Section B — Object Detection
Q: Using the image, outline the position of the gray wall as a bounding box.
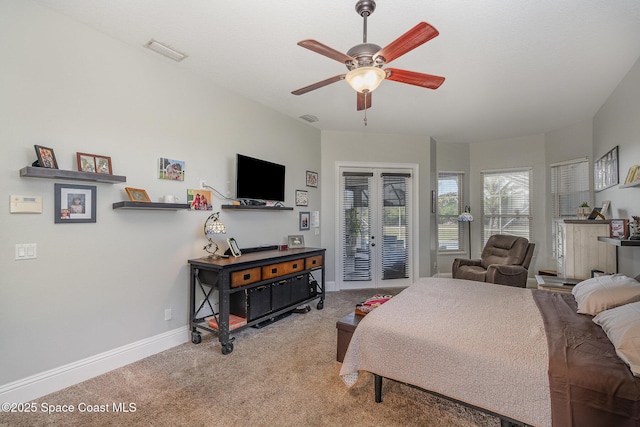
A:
[593,57,640,275]
[0,0,320,386]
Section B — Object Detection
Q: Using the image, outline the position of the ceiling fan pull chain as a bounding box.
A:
[364,91,368,126]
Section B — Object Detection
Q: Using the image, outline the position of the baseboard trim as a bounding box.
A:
[0,326,189,403]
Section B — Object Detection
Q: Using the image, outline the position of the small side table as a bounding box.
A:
[336,312,364,362]
[535,275,581,293]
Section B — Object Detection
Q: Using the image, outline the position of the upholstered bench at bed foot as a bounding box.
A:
[336,312,364,362]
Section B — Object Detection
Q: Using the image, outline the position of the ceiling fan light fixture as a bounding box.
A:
[345,66,385,93]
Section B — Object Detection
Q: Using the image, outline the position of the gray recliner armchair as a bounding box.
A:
[451,234,535,288]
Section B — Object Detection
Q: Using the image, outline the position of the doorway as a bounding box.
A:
[336,164,416,289]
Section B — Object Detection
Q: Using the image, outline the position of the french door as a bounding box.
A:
[337,166,414,289]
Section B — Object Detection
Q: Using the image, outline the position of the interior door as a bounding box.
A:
[338,167,414,289]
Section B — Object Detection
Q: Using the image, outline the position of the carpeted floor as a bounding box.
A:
[0,288,500,427]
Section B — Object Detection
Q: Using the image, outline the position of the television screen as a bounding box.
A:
[236,154,286,202]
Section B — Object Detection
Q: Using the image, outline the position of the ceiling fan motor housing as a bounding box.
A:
[346,43,384,70]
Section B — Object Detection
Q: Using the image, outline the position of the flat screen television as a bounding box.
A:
[236,154,286,202]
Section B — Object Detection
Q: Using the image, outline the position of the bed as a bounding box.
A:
[339,276,640,427]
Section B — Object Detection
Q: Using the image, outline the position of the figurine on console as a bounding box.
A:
[630,216,640,240]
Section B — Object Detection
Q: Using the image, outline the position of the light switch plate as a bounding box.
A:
[15,243,37,260]
[10,195,43,213]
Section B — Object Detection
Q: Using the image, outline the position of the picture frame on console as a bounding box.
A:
[288,235,304,248]
[610,219,628,239]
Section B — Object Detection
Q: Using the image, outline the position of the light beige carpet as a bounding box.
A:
[1,289,500,427]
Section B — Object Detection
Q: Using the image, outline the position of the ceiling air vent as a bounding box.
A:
[299,114,319,123]
[145,39,188,62]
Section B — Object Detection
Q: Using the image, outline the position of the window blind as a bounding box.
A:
[437,172,464,252]
[381,174,409,279]
[481,168,532,246]
[342,172,372,281]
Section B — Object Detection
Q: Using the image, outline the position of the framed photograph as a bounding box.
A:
[54,183,96,223]
[288,235,305,248]
[296,190,308,206]
[34,145,58,169]
[306,171,318,187]
[624,165,638,184]
[187,189,213,211]
[125,187,151,202]
[159,157,185,181]
[76,152,113,174]
[610,219,628,239]
[594,146,619,192]
[299,211,310,230]
[600,200,610,218]
[227,238,242,257]
[587,207,604,220]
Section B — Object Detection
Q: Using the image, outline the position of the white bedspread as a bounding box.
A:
[339,277,551,427]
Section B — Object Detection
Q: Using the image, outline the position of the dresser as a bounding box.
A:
[556,220,616,279]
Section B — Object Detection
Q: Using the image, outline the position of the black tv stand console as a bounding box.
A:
[188,247,325,354]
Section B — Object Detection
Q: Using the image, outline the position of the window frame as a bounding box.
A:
[437,171,465,254]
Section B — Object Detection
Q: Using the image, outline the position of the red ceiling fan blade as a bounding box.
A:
[291,74,346,95]
[385,68,445,89]
[297,40,355,64]
[375,22,439,64]
[356,91,372,111]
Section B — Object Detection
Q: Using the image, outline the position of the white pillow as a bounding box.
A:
[593,302,640,376]
[571,274,640,315]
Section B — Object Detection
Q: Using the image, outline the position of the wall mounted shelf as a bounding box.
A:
[112,201,190,210]
[598,236,640,246]
[221,204,293,211]
[620,180,640,189]
[20,166,126,183]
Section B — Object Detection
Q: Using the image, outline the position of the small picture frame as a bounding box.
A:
[610,219,628,239]
[125,187,151,202]
[54,183,96,223]
[227,237,242,257]
[299,211,310,230]
[76,152,113,174]
[587,207,604,220]
[34,145,58,169]
[600,200,611,218]
[288,235,305,248]
[296,190,308,206]
[159,157,185,181]
[306,171,318,187]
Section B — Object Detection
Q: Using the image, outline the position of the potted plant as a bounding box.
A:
[578,202,590,220]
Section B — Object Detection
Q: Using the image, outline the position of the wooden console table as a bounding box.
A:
[188,247,325,354]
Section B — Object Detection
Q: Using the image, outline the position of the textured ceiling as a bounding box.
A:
[33,0,640,143]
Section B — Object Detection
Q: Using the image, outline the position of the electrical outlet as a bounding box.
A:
[200,179,206,189]
[164,309,172,321]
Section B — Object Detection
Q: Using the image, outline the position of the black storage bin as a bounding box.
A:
[271,280,292,311]
[229,286,272,322]
[198,269,219,286]
[291,274,311,304]
[247,286,271,321]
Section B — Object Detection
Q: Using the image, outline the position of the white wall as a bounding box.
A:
[468,134,547,276]
[320,130,432,286]
[593,57,640,276]
[0,0,320,391]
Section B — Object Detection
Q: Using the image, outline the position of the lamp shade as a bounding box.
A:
[345,67,386,93]
[458,212,474,222]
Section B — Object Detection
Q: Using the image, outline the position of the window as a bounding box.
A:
[438,172,464,252]
[481,168,532,246]
[550,158,590,257]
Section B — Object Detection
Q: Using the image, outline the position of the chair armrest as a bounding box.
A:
[452,258,482,277]
[486,264,528,287]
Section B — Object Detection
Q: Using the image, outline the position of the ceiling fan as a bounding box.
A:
[292,0,445,117]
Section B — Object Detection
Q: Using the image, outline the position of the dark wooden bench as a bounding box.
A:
[336,312,364,362]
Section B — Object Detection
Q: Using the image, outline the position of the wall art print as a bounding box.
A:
[159,157,185,181]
